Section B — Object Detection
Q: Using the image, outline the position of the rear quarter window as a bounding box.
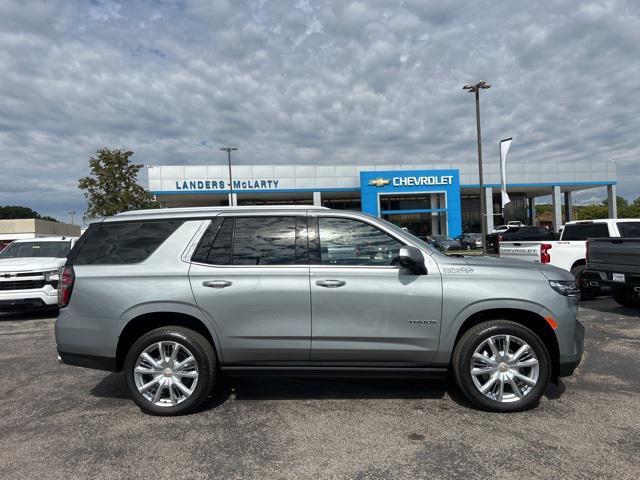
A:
[561,223,609,241]
[72,221,183,265]
[617,222,640,237]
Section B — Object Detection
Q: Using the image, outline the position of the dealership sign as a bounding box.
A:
[369,175,455,188]
[360,168,462,237]
[175,179,280,191]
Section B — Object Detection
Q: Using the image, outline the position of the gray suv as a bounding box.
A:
[55,206,584,415]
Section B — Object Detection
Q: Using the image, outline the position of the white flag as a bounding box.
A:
[500,138,512,208]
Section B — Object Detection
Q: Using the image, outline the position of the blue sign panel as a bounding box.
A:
[360,169,462,237]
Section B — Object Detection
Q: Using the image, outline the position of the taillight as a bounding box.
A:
[58,266,75,308]
[541,243,552,264]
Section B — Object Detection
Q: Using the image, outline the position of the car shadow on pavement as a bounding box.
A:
[90,372,130,400]
[229,377,450,402]
[90,372,234,410]
[89,372,566,412]
[580,297,640,318]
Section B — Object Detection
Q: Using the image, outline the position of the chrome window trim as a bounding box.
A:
[186,209,436,270]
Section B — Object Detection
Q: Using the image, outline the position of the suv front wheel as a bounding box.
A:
[124,326,217,415]
[452,320,551,412]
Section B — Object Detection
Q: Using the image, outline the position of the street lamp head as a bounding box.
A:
[463,81,491,92]
[219,146,239,151]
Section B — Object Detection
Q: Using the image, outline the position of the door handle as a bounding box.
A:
[202,280,232,289]
[316,279,346,288]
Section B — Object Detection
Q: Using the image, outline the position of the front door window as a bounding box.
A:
[318,217,404,266]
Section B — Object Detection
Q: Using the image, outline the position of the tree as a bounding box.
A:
[0,205,59,222]
[78,148,157,218]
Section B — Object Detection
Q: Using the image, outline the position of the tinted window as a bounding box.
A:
[617,222,640,238]
[233,217,301,265]
[503,227,555,240]
[73,221,182,265]
[193,216,307,265]
[562,223,609,241]
[318,217,404,266]
[192,217,233,265]
[0,241,71,259]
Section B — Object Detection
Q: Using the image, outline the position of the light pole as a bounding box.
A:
[463,81,491,254]
[68,211,76,225]
[219,147,238,206]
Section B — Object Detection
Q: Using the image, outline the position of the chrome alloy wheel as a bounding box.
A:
[133,341,199,407]
[470,334,540,403]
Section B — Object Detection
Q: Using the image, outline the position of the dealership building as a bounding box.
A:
[148,159,618,236]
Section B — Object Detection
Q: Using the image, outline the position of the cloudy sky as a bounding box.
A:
[1,0,638,222]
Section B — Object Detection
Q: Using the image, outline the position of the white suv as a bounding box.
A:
[0,237,77,311]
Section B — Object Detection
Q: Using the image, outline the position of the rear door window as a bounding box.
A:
[617,222,640,238]
[561,223,610,241]
[192,216,307,265]
[72,221,183,265]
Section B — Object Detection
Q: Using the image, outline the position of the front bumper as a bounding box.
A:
[558,320,585,377]
[0,286,58,310]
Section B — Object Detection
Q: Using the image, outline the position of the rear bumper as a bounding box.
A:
[584,269,640,289]
[558,320,585,377]
[57,350,117,371]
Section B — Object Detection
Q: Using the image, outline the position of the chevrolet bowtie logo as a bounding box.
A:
[368,178,390,187]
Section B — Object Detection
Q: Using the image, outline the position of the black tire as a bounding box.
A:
[124,326,217,416]
[612,287,640,308]
[571,264,599,301]
[452,320,551,413]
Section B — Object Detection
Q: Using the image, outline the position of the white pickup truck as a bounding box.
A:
[499,219,640,298]
[0,237,78,311]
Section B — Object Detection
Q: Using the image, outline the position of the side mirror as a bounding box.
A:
[397,246,427,275]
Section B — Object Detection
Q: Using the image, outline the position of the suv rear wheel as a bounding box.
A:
[124,326,217,415]
[452,320,551,412]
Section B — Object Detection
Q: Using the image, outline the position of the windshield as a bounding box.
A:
[0,241,71,259]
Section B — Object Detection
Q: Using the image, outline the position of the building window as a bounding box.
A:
[237,198,313,206]
[379,194,433,211]
[320,198,361,210]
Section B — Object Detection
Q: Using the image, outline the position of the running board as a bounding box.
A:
[220,366,448,379]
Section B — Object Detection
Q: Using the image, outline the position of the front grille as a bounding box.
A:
[0,280,47,291]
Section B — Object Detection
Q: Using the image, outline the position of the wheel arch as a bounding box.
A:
[570,259,586,272]
[116,311,221,371]
[452,308,560,380]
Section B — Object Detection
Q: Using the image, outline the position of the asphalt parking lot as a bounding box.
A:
[1,298,639,480]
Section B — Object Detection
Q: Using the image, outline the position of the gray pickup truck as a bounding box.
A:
[586,238,640,307]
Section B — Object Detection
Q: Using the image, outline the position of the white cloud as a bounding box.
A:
[0,0,638,220]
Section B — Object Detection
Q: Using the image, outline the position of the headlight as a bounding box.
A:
[549,280,580,297]
[43,269,60,283]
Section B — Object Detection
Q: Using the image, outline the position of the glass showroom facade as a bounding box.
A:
[148,160,618,235]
